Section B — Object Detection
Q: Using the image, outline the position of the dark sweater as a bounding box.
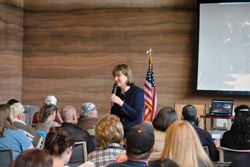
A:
[61,122,95,153]
[111,84,144,136]
[193,124,219,162]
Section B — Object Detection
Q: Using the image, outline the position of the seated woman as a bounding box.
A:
[161,120,213,167]
[12,149,53,167]
[0,104,33,159]
[44,127,94,167]
[44,127,74,167]
[150,106,178,160]
[88,114,126,167]
[36,104,61,137]
[221,105,250,150]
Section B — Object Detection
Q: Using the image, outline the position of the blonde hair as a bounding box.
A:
[95,114,124,148]
[112,64,134,85]
[161,120,213,167]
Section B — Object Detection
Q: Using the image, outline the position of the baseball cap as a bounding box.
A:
[80,102,96,117]
[10,102,25,116]
[126,122,155,154]
[45,95,57,106]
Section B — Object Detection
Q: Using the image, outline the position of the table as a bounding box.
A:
[201,115,234,130]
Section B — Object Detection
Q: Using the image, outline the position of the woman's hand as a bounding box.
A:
[111,94,124,107]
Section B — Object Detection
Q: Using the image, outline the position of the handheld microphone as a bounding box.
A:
[111,84,117,107]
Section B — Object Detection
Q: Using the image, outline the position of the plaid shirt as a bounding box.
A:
[88,143,126,167]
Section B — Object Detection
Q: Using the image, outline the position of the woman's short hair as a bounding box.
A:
[13,149,53,167]
[182,104,197,123]
[39,104,58,123]
[95,114,124,148]
[161,120,212,167]
[152,107,177,132]
[0,104,15,136]
[44,127,74,156]
[112,64,134,86]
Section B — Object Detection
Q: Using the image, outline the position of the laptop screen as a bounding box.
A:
[209,99,234,115]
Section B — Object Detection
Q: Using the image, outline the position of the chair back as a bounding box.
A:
[23,105,40,126]
[218,146,250,162]
[0,148,13,167]
[68,141,88,165]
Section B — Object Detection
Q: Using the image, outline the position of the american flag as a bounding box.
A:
[144,53,158,121]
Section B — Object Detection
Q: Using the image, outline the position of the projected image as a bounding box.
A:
[197,2,250,92]
[222,20,250,90]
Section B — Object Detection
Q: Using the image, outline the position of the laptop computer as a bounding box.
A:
[207,99,234,116]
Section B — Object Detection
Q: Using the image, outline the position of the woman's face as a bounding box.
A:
[114,72,128,88]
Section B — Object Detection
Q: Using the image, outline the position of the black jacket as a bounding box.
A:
[61,122,95,153]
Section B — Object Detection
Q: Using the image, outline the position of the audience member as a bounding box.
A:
[44,127,74,167]
[182,104,219,161]
[161,120,213,167]
[45,95,63,124]
[61,105,95,153]
[10,102,42,148]
[88,115,125,167]
[12,149,53,167]
[0,104,33,159]
[151,107,178,160]
[44,127,94,167]
[32,95,62,125]
[221,104,250,149]
[107,122,155,167]
[36,104,60,137]
[77,102,98,136]
[149,158,179,167]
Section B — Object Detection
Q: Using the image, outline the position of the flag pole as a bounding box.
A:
[144,48,157,122]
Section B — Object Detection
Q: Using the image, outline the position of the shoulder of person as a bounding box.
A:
[131,84,144,93]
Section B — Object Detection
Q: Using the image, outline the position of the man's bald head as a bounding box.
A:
[61,105,77,124]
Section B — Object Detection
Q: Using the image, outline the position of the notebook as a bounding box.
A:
[207,99,234,116]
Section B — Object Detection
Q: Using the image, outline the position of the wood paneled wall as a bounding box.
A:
[1,0,250,115]
[0,0,23,103]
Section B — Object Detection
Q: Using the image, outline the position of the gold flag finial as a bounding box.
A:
[146,48,153,56]
[146,48,153,64]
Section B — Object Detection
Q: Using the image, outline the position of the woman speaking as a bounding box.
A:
[110,64,144,137]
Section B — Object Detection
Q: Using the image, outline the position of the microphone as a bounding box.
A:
[111,84,117,107]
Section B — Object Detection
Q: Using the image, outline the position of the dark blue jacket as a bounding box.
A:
[193,124,219,162]
[111,84,144,136]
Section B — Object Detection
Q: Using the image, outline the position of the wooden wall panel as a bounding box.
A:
[23,0,197,11]
[19,0,250,115]
[22,7,198,114]
[0,1,23,103]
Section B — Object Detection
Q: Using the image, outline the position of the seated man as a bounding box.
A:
[107,122,155,167]
[182,104,219,162]
[10,102,42,148]
[61,105,95,153]
[77,102,98,136]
